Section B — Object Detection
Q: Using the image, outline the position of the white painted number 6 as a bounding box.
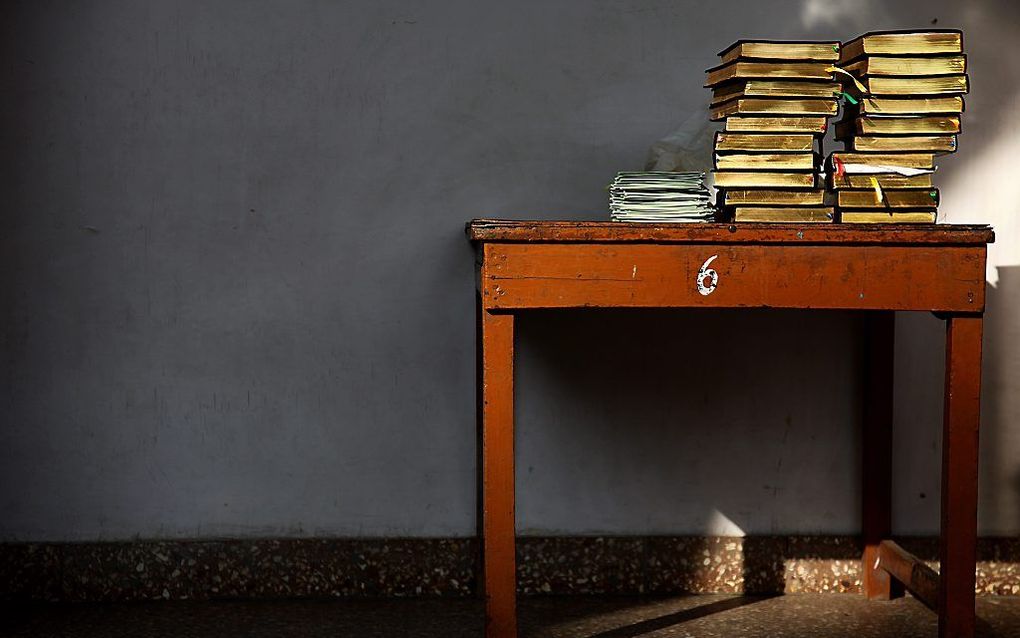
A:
[697,254,719,296]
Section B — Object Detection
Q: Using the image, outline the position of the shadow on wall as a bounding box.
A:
[513,257,1017,541]
[514,308,865,536]
[913,0,1020,540]
[514,0,1020,538]
[799,0,1020,537]
[803,0,1020,538]
[982,266,1020,536]
[891,244,1020,535]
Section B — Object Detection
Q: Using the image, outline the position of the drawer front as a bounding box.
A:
[481,242,985,312]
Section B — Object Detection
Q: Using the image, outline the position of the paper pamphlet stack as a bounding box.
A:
[608,172,715,222]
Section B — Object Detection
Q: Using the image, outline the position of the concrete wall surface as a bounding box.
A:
[1,0,1018,541]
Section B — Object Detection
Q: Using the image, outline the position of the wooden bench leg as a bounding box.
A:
[479,309,517,638]
[939,315,983,638]
[862,312,903,600]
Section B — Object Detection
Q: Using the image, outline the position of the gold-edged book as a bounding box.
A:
[714,132,815,152]
[713,171,818,188]
[725,116,828,133]
[734,206,834,222]
[840,30,962,63]
[835,115,960,135]
[836,189,939,208]
[840,210,938,224]
[831,152,935,169]
[715,152,817,170]
[711,98,838,120]
[855,75,969,96]
[829,173,933,190]
[838,135,957,153]
[705,61,834,87]
[724,189,825,206]
[843,55,966,77]
[711,80,841,105]
[719,40,840,64]
[857,95,964,114]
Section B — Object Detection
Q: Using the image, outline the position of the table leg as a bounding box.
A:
[939,315,983,638]
[479,308,517,638]
[862,312,902,600]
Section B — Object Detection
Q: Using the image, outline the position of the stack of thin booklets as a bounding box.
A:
[608,172,714,222]
[830,30,966,223]
[707,40,841,223]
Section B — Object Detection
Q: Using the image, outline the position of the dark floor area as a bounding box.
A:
[2,594,1019,637]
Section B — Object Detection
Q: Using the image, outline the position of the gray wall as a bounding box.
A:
[2,0,1018,541]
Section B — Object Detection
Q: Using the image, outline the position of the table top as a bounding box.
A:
[467,219,995,246]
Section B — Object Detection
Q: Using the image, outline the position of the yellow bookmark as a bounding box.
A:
[826,66,869,95]
[869,176,884,204]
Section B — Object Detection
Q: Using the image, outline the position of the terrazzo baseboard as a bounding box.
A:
[2,536,1018,602]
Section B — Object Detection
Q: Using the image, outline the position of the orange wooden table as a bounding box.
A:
[468,220,995,638]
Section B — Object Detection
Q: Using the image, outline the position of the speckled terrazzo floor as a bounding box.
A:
[2,595,1019,637]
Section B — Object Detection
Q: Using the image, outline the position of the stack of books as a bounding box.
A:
[707,40,841,223]
[608,172,715,222]
[830,30,966,223]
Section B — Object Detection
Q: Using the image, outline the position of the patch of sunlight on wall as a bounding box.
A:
[799,0,889,29]
[707,509,746,537]
[939,92,1020,286]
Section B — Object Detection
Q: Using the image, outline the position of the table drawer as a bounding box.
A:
[480,242,985,311]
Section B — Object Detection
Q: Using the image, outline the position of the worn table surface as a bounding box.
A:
[467,219,995,245]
